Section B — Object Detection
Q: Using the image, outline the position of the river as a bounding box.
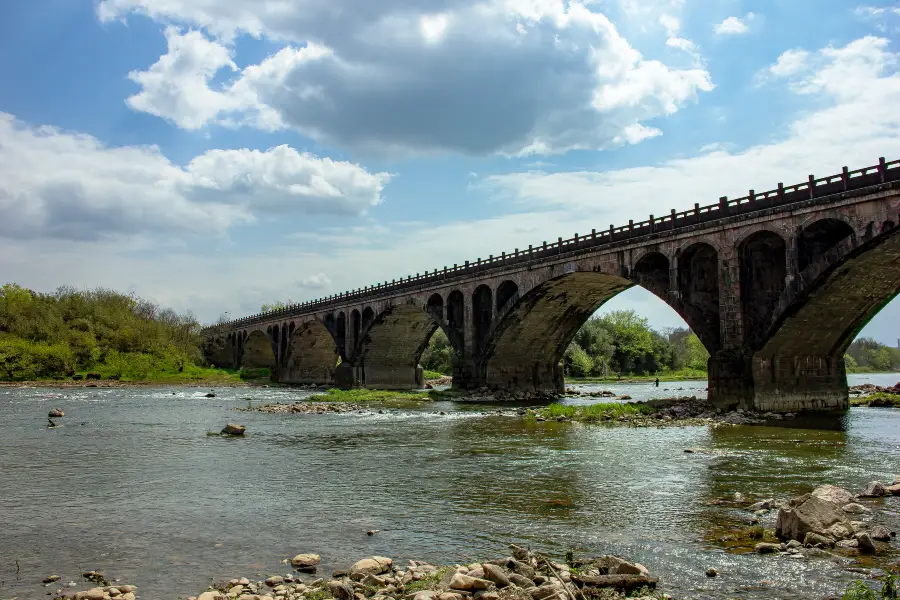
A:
[1,374,898,599]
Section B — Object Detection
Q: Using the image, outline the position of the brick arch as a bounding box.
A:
[241,329,277,369]
[674,241,721,352]
[282,318,339,384]
[357,302,459,389]
[480,271,634,394]
[739,230,788,349]
[631,251,670,302]
[760,223,900,359]
[795,217,857,272]
[731,223,791,249]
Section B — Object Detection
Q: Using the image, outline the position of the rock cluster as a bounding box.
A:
[47,577,136,600]
[849,382,900,395]
[771,483,897,554]
[188,545,664,600]
[245,402,365,414]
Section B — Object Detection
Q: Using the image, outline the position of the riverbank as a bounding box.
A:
[190,545,662,600]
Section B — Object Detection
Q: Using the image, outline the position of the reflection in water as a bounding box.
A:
[0,378,898,600]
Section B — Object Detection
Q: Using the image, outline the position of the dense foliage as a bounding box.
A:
[420,310,710,378]
[844,337,900,372]
[420,329,454,375]
[0,283,207,381]
[564,310,709,377]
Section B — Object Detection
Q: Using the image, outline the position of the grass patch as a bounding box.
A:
[537,401,656,423]
[423,369,449,380]
[841,573,898,600]
[238,367,270,380]
[404,567,451,594]
[850,392,900,407]
[305,587,332,600]
[308,388,431,403]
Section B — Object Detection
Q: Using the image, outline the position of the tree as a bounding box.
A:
[420,329,454,374]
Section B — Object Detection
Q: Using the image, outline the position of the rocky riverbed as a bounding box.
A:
[180,544,665,600]
[708,478,900,580]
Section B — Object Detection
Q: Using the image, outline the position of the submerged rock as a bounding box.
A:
[220,423,246,435]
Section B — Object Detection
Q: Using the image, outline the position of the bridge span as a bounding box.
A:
[204,158,900,412]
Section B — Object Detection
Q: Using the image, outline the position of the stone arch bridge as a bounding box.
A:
[204,158,900,412]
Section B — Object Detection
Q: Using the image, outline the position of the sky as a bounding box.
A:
[0,0,899,346]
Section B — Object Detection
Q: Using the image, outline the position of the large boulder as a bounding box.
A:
[350,556,392,577]
[856,532,877,554]
[861,481,887,497]
[482,564,510,588]
[221,423,246,436]
[776,485,854,542]
[291,553,321,571]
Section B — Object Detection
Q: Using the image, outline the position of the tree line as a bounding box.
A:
[0,283,203,381]
[845,337,900,373]
[421,309,710,378]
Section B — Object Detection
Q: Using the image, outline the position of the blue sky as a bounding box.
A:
[0,0,898,346]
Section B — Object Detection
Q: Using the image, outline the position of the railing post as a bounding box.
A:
[879,157,886,182]
[670,208,676,230]
[501,251,506,264]
[528,244,533,254]
[693,203,700,219]
[628,220,633,235]
[542,241,547,252]
[777,183,784,201]
[648,215,654,233]
[609,224,614,238]
[591,228,596,241]
[808,174,815,198]
[842,166,849,191]
[465,261,469,268]
[574,233,579,244]
[719,196,728,214]
[748,189,755,203]
[557,237,562,253]
[514,248,519,257]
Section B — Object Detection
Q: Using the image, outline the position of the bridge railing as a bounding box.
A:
[214,157,899,329]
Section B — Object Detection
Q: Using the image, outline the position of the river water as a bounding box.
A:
[1,374,898,600]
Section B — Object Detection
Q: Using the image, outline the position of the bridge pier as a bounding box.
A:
[334,363,424,390]
[708,354,848,412]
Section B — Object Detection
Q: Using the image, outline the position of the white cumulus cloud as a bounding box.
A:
[714,13,755,35]
[0,113,391,240]
[101,0,714,156]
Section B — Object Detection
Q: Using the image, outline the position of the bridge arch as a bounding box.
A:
[241,329,277,370]
[427,293,444,321]
[446,290,465,352]
[796,218,855,272]
[473,285,493,354]
[739,231,787,348]
[742,224,900,411]
[335,311,347,357]
[362,306,375,331]
[282,319,339,384]
[632,251,670,302]
[496,280,519,314]
[676,242,721,352]
[481,271,634,393]
[356,302,443,389]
